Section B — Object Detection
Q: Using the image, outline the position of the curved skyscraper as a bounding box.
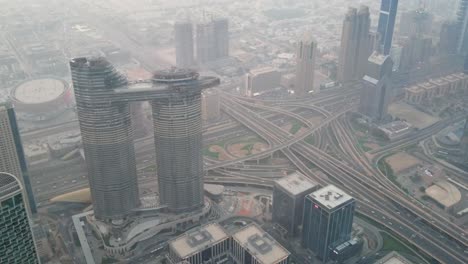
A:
[71,58,140,222]
[71,57,219,221]
[0,172,39,263]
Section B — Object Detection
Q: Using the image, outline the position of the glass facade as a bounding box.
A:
[0,193,39,263]
[302,195,355,262]
[377,0,399,55]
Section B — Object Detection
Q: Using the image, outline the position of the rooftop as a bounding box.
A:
[169,223,229,259]
[308,185,354,210]
[419,82,437,89]
[249,67,279,76]
[374,251,413,264]
[232,223,290,264]
[429,78,448,86]
[275,171,318,196]
[368,52,388,66]
[425,181,461,208]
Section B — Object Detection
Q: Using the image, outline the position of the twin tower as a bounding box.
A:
[70,57,220,222]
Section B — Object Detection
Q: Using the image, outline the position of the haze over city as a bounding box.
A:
[0,0,467,264]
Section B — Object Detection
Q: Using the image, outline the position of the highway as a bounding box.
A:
[220,96,467,264]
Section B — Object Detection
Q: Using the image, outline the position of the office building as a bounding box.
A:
[302,185,355,262]
[175,21,195,68]
[0,172,39,263]
[168,223,230,264]
[461,117,468,163]
[201,89,221,122]
[272,171,319,236]
[70,57,219,221]
[377,0,399,55]
[295,33,317,96]
[439,21,459,55]
[0,101,36,214]
[213,18,229,59]
[231,223,290,264]
[399,36,433,72]
[244,67,281,97]
[368,32,381,55]
[399,9,433,38]
[359,52,394,121]
[196,18,229,64]
[196,21,216,64]
[338,6,371,83]
[457,0,468,54]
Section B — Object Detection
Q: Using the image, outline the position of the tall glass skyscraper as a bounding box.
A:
[302,185,355,262]
[377,0,399,55]
[457,0,468,54]
[0,101,36,214]
[0,172,39,263]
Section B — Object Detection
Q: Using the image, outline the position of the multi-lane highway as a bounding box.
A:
[220,95,467,264]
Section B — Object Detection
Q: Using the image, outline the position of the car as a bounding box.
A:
[72,180,77,183]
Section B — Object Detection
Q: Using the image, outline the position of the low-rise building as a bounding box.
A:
[374,251,413,264]
[377,121,412,141]
[231,223,290,264]
[168,223,230,264]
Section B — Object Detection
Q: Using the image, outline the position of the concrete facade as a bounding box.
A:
[295,33,317,96]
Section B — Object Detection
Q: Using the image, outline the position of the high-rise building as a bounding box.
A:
[359,52,394,121]
[399,9,433,38]
[71,58,140,222]
[213,18,229,59]
[70,57,219,221]
[231,223,290,264]
[461,117,468,163]
[272,171,319,236]
[0,101,36,214]
[244,67,282,97]
[302,185,355,262]
[439,21,459,55]
[175,21,195,68]
[377,0,399,55]
[457,0,468,55]
[0,172,39,263]
[196,21,216,64]
[295,33,317,96]
[338,6,371,83]
[196,18,229,64]
[399,36,433,72]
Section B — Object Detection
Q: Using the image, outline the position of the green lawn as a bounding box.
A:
[381,232,413,255]
[289,120,303,134]
[305,135,315,145]
[203,147,220,159]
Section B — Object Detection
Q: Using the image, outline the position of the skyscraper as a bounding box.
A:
[338,6,371,83]
[70,57,219,221]
[377,0,399,55]
[175,21,195,68]
[71,58,140,222]
[195,18,229,64]
[0,101,36,214]
[272,172,319,236]
[399,9,433,38]
[213,18,229,59]
[302,185,355,262]
[196,21,216,64]
[439,21,459,55]
[0,172,39,263]
[458,0,468,54]
[295,33,317,96]
[359,52,394,121]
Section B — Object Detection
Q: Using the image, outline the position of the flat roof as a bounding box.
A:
[368,52,388,66]
[13,78,67,104]
[249,67,279,76]
[232,224,290,264]
[419,82,437,89]
[170,223,229,259]
[308,185,354,210]
[406,85,425,93]
[429,78,448,85]
[363,75,379,85]
[275,171,318,196]
[374,251,413,264]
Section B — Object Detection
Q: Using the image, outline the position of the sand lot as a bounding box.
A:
[388,102,440,129]
[385,152,421,174]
